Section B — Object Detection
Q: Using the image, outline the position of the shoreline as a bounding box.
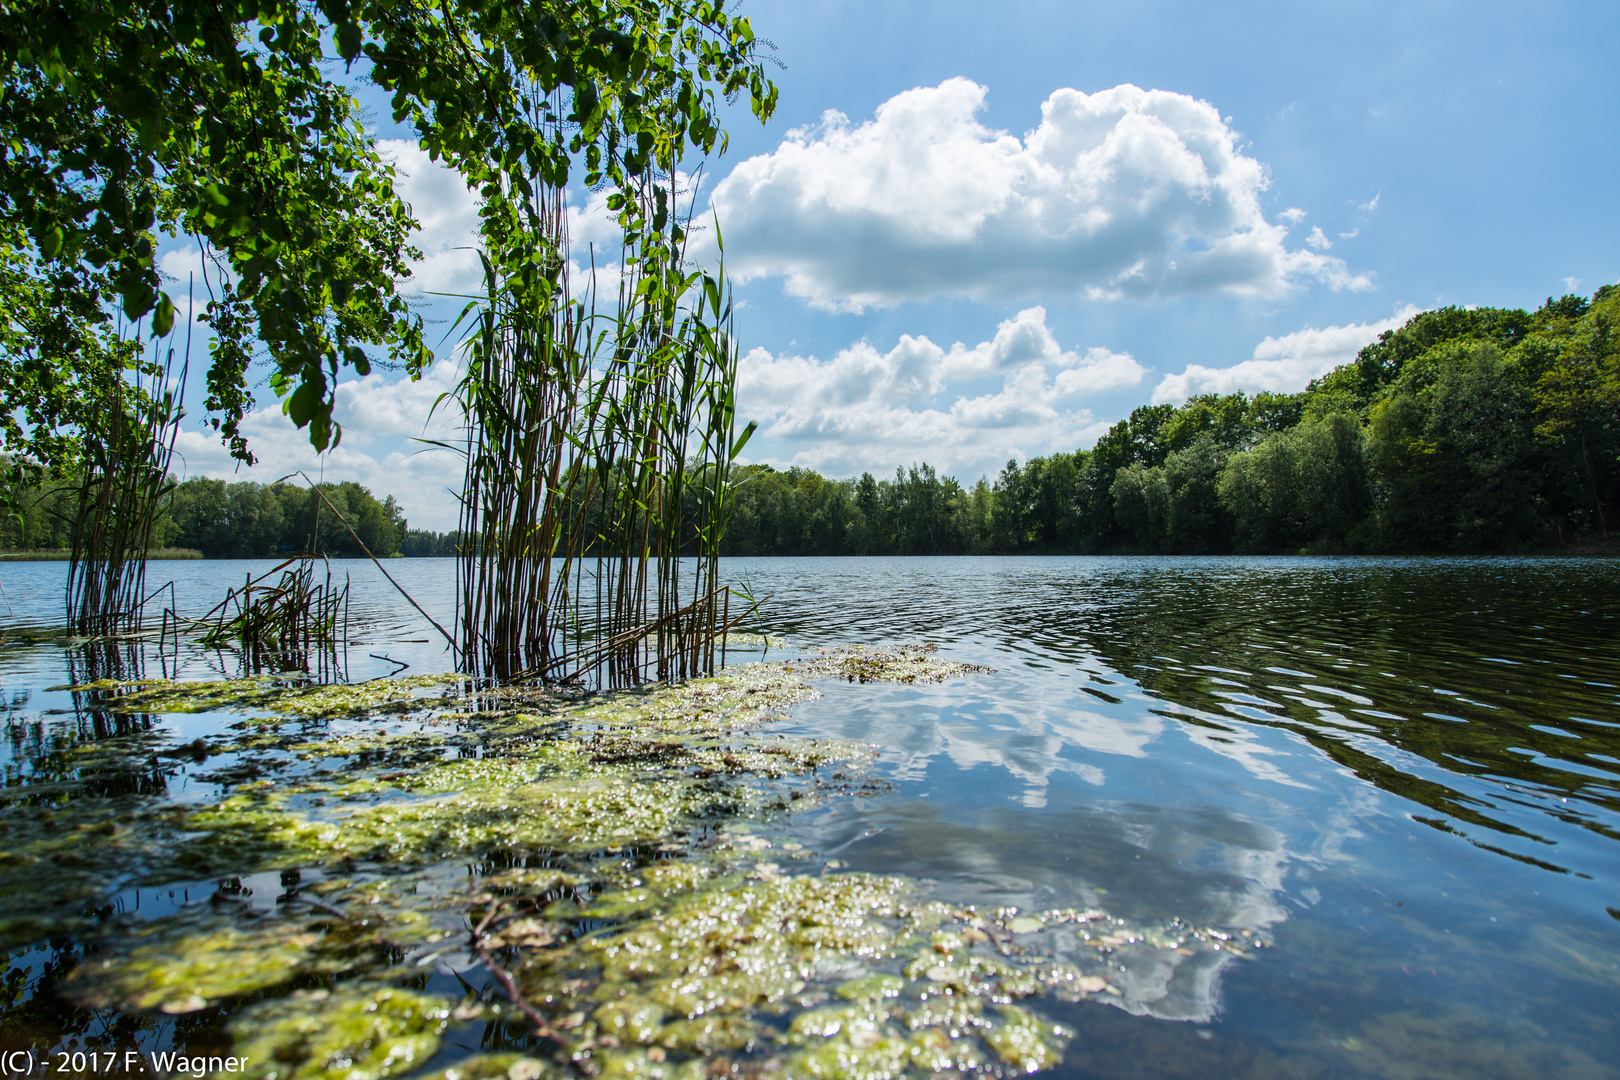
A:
[0,548,204,561]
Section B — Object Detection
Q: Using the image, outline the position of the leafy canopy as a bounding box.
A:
[0,0,777,463]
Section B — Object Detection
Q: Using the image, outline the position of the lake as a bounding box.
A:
[2,555,1617,1078]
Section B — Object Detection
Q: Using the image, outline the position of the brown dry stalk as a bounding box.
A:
[470,901,569,1047]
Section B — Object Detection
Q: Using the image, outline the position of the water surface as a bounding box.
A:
[2,555,1617,1078]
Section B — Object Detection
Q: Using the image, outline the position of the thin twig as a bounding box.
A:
[289,472,459,654]
[469,902,568,1045]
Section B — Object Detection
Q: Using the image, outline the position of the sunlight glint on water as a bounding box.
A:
[1,554,1617,1078]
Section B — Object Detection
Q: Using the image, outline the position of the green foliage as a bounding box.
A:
[989,453,1090,552]
[1110,462,1167,549]
[1161,434,1230,551]
[1527,286,1620,540]
[2,0,427,459]
[1312,305,1538,414]
[0,227,154,477]
[1,0,777,463]
[720,289,1618,557]
[1365,344,1540,549]
[1218,412,1369,553]
[723,463,984,556]
[399,527,462,557]
[161,478,405,557]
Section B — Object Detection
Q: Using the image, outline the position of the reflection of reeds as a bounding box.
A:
[63,639,159,746]
[454,158,753,686]
[64,327,185,636]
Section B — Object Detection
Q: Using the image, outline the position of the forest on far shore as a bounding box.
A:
[718,288,1617,556]
[3,287,1615,559]
[0,477,423,559]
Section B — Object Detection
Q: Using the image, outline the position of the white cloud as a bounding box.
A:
[706,78,1371,312]
[1305,226,1332,251]
[1152,305,1421,403]
[330,356,463,448]
[381,139,484,296]
[156,245,236,320]
[172,358,467,530]
[1279,207,1307,225]
[738,307,1138,478]
[157,246,208,290]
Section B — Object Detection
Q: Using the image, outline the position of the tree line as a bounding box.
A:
[723,288,1618,556]
[4,289,1612,560]
[0,475,423,559]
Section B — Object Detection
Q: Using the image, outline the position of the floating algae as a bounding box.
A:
[504,864,1079,1077]
[60,673,465,718]
[787,644,994,685]
[227,987,453,1080]
[1,649,1265,1078]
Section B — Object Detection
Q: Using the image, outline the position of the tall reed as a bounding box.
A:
[588,207,754,687]
[64,323,185,636]
[453,115,753,686]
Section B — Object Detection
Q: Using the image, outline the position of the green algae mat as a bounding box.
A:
[0,646,1258,1078]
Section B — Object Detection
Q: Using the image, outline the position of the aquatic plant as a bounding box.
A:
[448,87,754,688]
[191,555,350,677]
[1,653,1265,1078]
[64,320,187,636]
[789,644,995,685]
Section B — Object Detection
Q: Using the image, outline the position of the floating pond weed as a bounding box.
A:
[226,987,454,1080]
[787,645,993,686]
[2,653,1265,1076]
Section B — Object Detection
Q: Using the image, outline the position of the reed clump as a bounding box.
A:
[192,555,349,677]
[452,101,754,688]
[63,319,187,637]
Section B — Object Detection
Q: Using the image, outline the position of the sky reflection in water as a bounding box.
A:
[740,556,1620,1075]
[2,555,1618,1077]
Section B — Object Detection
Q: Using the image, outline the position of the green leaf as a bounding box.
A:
[336,20,362,62]
[151,294,175,337]
[730,419,757,461]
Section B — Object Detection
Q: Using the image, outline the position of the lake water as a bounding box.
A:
[2,556,1618,1078]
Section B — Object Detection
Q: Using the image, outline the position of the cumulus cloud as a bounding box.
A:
[706,78,1372,311]
[171,358,467,529]
[382,139,484,296]
[738,306,1139,478]
[1151,305,1421,403]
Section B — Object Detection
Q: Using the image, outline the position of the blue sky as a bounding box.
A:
[161,0,1620,530]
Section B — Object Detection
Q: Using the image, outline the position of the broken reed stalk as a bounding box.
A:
[290,472,458,654]
[65,316,187,637]
[470,900,568,1046]
[194,554,349,677]
[450,89,756,688]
